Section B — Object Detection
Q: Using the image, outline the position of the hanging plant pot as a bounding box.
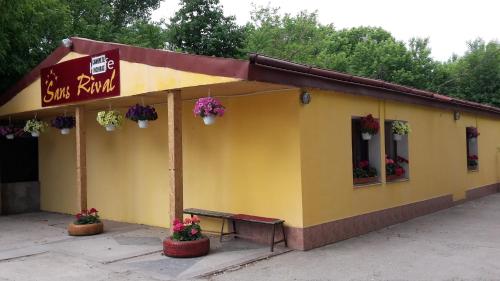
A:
[203,115,216,125]
[6,134,14,140]
[193,97,225,125]
[24,119,47,137]
[361,132,372,140]
[52,116,75,135]
[97,110,123,132]
[125,104,158,129]
[393,134,402,141]
[138,120,148,128]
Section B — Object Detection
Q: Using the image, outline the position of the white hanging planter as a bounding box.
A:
[6,134,14,140]
[203,115,216,125]
[393,134,403,141]
[61,128,70,135]
[31,131,40,138]
[105,125,116,132]
[361,132,372,140]
[138,120,148,129]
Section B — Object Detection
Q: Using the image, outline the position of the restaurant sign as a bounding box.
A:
[41,49,120,107]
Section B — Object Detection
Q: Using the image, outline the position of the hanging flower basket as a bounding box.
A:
[125,104,158,129]
[193,97,225,125]
[68,208,103,236]
[164,216,210,258]
[0,125,19,140]
[360,114,379,141]
[24,119,48,138]
[51,116,76,135]
[97,110,123,132]
[392,121,411,141]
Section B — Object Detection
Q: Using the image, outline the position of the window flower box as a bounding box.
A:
[353,176,379,185]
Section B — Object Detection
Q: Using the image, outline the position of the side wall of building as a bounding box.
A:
[298,89,500,249]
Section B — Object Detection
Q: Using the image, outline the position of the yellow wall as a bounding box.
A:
[183,90,304,229]
[39,125,77,213]
[300,90,500,227]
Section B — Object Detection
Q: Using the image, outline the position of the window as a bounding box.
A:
[466,127,479,170]
[352,115,381,185]
[385,120,410,181]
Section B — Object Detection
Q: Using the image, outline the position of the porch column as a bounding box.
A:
[167,91,183,227]
[75,106,87,211]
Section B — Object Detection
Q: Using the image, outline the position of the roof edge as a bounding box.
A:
[248,53,500,117]
[0,37,250,107]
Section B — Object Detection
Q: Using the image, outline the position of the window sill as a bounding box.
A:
[353,182,382,188]
[467,168,479,173]
[386,178,409,184]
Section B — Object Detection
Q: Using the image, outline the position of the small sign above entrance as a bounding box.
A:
[41,49,120,107]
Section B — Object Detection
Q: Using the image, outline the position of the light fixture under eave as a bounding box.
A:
[453,111,461,121]
[300,91,311,105]
[61,38,73,48]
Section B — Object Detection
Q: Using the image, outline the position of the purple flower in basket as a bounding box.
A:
[125,104,158,122]
[0,125,23,137]
[193,97,225,118]
[51,116,76,129]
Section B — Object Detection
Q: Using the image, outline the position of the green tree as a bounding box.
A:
[244,5,334,64]
[65,0,166,48]
[166,0,245,57]
[0,0,71,94]
[439,39,500,106]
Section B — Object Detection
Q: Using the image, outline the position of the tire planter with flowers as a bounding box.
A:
[125,104,158,128]
[51,116,76,135]
[68,208,104,236]
[163,215,210,258]
[24,119,48,137]
[97,110,123,131]
[193,97,225,125]
[360,114,379,141]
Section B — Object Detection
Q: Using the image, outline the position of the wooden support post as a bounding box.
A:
[75,106,87,211]
[167,91,183,229]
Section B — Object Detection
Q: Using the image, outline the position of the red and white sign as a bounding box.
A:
[41,49,120,107]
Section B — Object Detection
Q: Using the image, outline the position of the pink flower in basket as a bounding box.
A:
[193,97,225,118]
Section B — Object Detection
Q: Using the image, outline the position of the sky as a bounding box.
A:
[152,0,500,61]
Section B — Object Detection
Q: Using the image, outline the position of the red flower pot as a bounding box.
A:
[163,237,210,258]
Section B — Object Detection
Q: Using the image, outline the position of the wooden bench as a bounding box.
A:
[183,208,287,252]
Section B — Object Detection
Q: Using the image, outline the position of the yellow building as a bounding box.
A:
[1,37,499,250]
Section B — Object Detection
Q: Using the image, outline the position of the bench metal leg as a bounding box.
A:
[232,219,237,238]
[270,224,276,252]
[281,222,287,247]
[220,218,225,242]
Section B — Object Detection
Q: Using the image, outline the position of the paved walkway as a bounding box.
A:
[211,193,500,281]
[0,212,288,281]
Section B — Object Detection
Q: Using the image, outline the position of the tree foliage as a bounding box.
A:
[166,0,245,57]
[0,0,166,95]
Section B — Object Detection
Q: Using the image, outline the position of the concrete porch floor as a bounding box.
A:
[0,212,289,281]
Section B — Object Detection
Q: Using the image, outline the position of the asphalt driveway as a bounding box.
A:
[211,193,500,281]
